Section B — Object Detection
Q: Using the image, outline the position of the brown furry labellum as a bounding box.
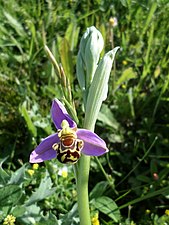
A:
[52,134,84,164]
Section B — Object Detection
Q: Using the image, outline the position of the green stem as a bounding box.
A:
[95,156,118,195]
[75,92,99,225]
[76,117,94,225]
[76,155,91,225]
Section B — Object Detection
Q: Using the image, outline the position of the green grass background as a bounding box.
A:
[0,0,169,224]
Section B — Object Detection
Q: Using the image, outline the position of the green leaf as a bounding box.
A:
[0,168,9,185]
[0,185,22,207]
[36,212,59,225]
[85,47,120,130]
[119,0,127,7]
[12,205,26,217]
[137,175,151,183]
[119,186,169,210]
[89,181,109,200]
[3,11,26,37]
[19,204,41,224]
[0,157,10,185]
[60,203,79,225]
[94,196,121,222]
[8,164,27,185]
[59,38,73,82]
[108,133,124,143]
[115,67,136,91]
[98,104,120,130]
[20,101,37,137]
[141,2,157,38]
[65,22,80,51]
[25,171,56,206]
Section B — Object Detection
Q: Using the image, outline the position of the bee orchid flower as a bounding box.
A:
[29,99,109,164]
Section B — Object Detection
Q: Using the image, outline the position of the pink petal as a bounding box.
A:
[77,129,109,156]
[29,133,59,163]
[51,99,77,130]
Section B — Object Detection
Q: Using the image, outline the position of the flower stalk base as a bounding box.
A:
[77,155,91,225]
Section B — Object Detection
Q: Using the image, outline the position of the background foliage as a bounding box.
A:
[0,0,169,224]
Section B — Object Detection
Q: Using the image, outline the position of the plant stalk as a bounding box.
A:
[76,117,95,225]
[76,154,91,225]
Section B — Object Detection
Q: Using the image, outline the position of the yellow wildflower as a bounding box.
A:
[91,213,100,225]
[145,209,151,214]
[61,170,68,178]
[121,84,126,89]
[32,163,39,170]
[165,209,169,216]
[58,166,68,178]
[27,169,34,176]
[3,214,16,225]
[122,60,128,65]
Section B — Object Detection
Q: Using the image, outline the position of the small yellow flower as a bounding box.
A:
[32,163,39,170]
[58,166,68,178]
[145,209,151,214]
[3,214,16,225]
[121,84,126,89]
[91,213,100,225]
[122,60,128,65]
[165,209,169,216]
[61,170,68,178]
[27,169,34,176]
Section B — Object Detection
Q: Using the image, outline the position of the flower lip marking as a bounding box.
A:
[52,119,84,164]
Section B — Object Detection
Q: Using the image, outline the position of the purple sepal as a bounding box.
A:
[77,129,109,156]
[29,133,59,163]
[51,99,76,129]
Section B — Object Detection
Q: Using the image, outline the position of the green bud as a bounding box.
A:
[84,47,120,130]
[76,26,104,92]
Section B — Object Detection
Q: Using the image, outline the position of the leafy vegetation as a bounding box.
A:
[0,0,169,224]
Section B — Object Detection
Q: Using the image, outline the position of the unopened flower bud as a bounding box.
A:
[153,173,159,180]
[76,26,104,91]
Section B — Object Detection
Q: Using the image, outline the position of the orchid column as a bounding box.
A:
[76,26,119,225]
